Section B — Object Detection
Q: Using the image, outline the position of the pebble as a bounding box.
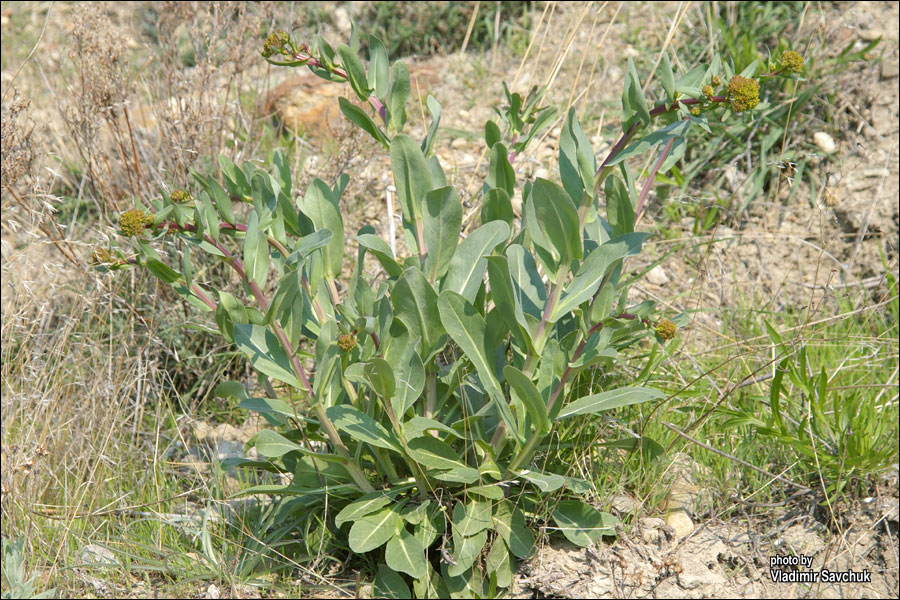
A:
[646,265,670,286]
[458,109,471,120]
[881,60,899,80]
[863,168,889,178]
[859,28,883,42]
[451,137,468,150]
[813,131,837,154]
[80,544,119,567]
[203,583,221,599]
[666,509,695,539]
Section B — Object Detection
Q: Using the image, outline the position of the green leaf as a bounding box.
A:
[421,95,442,157]
[552,501,617,546]
[423,186,462,282]
[531,178,581,266]
[367,36,390,101]
[506,244,546,320]
[339,98,390,148]
[336,44,371,101]
[335,492,395,528]
[503,366,550,434]
[481,188,514,226]
[326,405,403,453]
[605,175,635,236]
[254,429,302,458]
[558,108,596,205]
[519,469,565,492]
[551,233,651,321]
[232,323,300,387]
[238,397,295,420]
[660,52,676,101]
[448,529,487,577]
[388,61,410,133]
[374,565,411,600]
[392,268,444,358]
[557,386,665,420]
[606,119,691,167]
[364,358,396,400]
[484,119,501,148]
[219,155,249,198]
[467,484,504,500]
[243,211,268,288]
[486,256,531,349]
[492,501,534,558]
[487,143,515,196]
[453,499,492,536]
[390,133,432,230]
[392,344,425,416]
[196,192,220,240]
[356,233,402,277]
[622,56,651,129]
[348,507,400,553]
[407,437,467,471]
[403,416,460,441]
[443,220,510,302]
[298,179,344,279]
[412,502,445,547]
[438,291,521,443]
[145,258,180,284]
[289,230,333,264]
[487,540,513,588]
[385,528,426,579]
[432,466,480,484]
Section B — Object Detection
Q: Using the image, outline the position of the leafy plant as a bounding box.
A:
[101,28,796,597]
[1,539,55,599]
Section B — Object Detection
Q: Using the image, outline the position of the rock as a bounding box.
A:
[202,583,220,599]
[458,109,471,120]
[859,28,884,42]
[646,265,669,286]
[80,544,119,567]
[882,60,900,80]
[813,131,837,154]
[451,137,468,149]
[864,168,890,178]
[610,493,637,515]
[666,509,694,539]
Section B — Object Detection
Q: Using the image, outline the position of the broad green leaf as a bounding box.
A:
[438,291,521,443]
[453,498,492,536]
[298,179,343,278]
[531,178,581,266]
[392,268,444,358]
[552,500,617,546]
[443,220,510,302]
[606,119,691,167]
[487,143,515,196]
[338,97,390,148]
[364,358,396,400]
[660,52,676,101]
[622,56,651,129]
[390,133,431,230]
[407,437,466,471]
[481,187,514,226]
[558,107,596,204]
[335,492,396,528]
[557,386,665,420]
[388,61,410,132]
[467,484,504,500]
[605,175,635,236]
[254,429,302,458]
[374,565,410,600]
[403,416,460,440]
[423,186,461,282]
[432,466,480,484]
[196,191,219,240]
[486,256,531,349]
[238,397,295,420]
[219,154,249,198]
[356,233,402,277]
[145,258,180,284]
[385,528,426,579]
[289,230,333,264]
[492,501,534,558]
[413,502,445,547]
[504,365,550,434]
[413,562,450,599]
[392,344,425,416]
[325,405,403,453]
[348,507,400,553]
[233,323,300,387]
[506,244,546,319]
[448,528,487,577]
[519,469,565,492]
[336,44,371,101]
[484,119,501,148]
[367,36,390,100]
[550,233,651,322]
[487,540,513,588]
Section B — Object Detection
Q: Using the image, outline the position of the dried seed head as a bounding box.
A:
[726,76,760,112]
[90,247,113,265]
[780,50,804,74]
[655,319,677,341]
[119,209,153,237]
[338,333,357,352]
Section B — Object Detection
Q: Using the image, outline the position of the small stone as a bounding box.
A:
[451,137,468,150]
[458,109,471,120]
[863,168,890,178]
[859,28,884,42]
[80,544,119,567]
[534,168,549,180]
[203,583,221,599]
[646,265,669,286]
[666,509,694,539]
[881,60,899,80]
[813,131,837,154]
[610,493,637,514]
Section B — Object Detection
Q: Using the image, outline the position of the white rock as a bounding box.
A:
[813,132,837,154]
[646,265,670,286]
[666,509,694,539]
[80,544,119,567]
[451,137,468,150]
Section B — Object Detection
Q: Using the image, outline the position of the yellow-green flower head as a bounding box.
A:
[726,76,760,112]
[711,75,722,87]
[338,333,357,352]
[690,106,701,116]
[780,50,804,74]
[262,30,290,58]
[655,319,677,341]
[90,247,113,266]
[119,209,153,237]
[170,189,192,203]
[702,85,715,99]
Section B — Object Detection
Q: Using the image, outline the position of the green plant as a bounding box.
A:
[107,29,794,597]
[1,539,55,599]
